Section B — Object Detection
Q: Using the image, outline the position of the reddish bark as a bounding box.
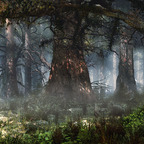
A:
[46,12,92,102]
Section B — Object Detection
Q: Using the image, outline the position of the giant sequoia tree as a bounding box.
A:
[46,11,92,101]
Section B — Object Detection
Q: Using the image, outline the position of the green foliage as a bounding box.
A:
[0,116,144,144]
[37,131,53,144]
[123,105,144,133]
[1,98,144,143]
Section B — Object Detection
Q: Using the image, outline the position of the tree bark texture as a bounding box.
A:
[46,12,92,102]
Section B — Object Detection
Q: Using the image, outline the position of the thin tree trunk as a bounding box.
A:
[113,53,117,91]
[143,49,144,85]
[24,26,31,96]
[5,19,19,98]
[99,53,105,97]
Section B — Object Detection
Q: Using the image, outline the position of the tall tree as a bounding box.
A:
[46,11,92,102]
[116,27,136,99]
[5,19,19,97]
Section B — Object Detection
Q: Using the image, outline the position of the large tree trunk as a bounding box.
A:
[5,19,19,98]
[116,28,136,100]
[46,12,92,102]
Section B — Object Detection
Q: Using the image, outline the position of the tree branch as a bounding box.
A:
[0,2,144,33]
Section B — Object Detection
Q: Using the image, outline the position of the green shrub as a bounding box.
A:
[123,105,144,134]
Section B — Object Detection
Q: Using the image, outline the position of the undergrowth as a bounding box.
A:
[0,94,144,144]
[0,109,144,144]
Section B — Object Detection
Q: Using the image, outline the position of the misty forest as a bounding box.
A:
[0,0,144,143]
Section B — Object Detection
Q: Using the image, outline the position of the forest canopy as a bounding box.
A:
[0,0,144,33]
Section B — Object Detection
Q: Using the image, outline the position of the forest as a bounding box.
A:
[0,0,144,143]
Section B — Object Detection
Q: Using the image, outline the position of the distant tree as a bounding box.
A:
[5,19,19,97]
[116,26,136,99]
[24,25,32,96]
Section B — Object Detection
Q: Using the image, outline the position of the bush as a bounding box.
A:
[123,105,144,133]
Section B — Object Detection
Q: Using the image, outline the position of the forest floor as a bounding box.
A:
[0,108,143,144]
[0,94,144,144]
